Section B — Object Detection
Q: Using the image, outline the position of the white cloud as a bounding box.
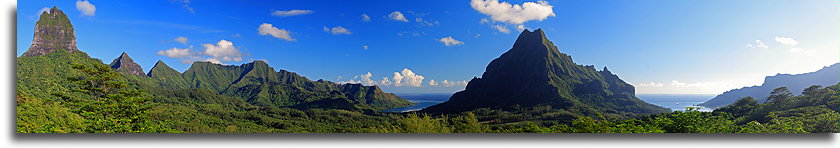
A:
[272,9,314,17]
[475,33,481,38]
[39,7,50,15]
[745,40,768,49]
[516,24,525,31]
[492,24,510,34]
[157,40,250,65]
[637,82,664,87]
[480,18,490,24]
[393,68,425,87]
[203,58,222,64]
[362,45,369,50]
[75,0,96,16]
[470,0,555,24]
[202,40,243,62]
[774,37,799,46]
[428,80,439,86]
[438,36,464,46]
[388,11,409,22]
[380,77,392,85]
[157,46,195,58]
[174,36,188,44]
[258,23,296,41]
[176,0,194,14]
[343,72,379,86]
[442,80,468,87]
[338,69,428,87]
[415,17,440,26]
[324,26,352,35]
[361,14,372,22]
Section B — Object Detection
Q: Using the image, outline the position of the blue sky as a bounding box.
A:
[17,0,839,94]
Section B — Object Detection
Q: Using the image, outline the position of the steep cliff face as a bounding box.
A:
[109,52,147,77]
[422,29,668,115]
[22,6,79,57]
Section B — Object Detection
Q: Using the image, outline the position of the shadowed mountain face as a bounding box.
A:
[700,63,840,108]
[22,6,79,57]
[109,52,147,77]
[422,29,669,115]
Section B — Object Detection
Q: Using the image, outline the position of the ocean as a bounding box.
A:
[383,93,716,112]
[636,94,716,112]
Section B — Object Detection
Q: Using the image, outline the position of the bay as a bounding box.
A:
[383,93,717,112]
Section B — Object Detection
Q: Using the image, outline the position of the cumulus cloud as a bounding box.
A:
[272,9,314,17]
[745,40,768,49]
[174,36,188,44]
[202,40,244,62]
[637,82,664,87]
[361,14,372,22]
[380,77,392,85]
[157,40,249,65]
[428,80,439,86]
[492,24,510,34]
[258,23,296,41]
[774,37,799,46]
[338,69,427,87]
[516,24,526,31]
[75,0,96,16]
[442,80,468,87]
[470,0,555,24]
[323,26,352,35]
[438,36,464,46]
[203,58,222,64]
[393,68,424,87]
[362,45,369,50]
[157,46,195,58]
[388,11,409,22]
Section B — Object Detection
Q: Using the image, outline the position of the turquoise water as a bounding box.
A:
[381,93,451,112]
[636,94,715,112]
[383,93,716,112]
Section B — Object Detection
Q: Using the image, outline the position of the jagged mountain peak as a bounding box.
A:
[22,6,79,57]
[109,52,146,77]
[422,28,668,114]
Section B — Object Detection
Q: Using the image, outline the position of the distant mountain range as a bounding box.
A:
[421,29,669,115]
[699,63,840,108]
[16,6,412,111]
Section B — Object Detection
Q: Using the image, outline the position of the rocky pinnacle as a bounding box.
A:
[22,6,79,57]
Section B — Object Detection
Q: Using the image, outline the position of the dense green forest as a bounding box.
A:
[16,50,838,133]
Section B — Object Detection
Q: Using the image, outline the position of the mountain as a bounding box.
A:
[144,60,413,110]
[109,52,146,77]
[699,63,840,108]
[22,6,80,57]
[421,29,669,115]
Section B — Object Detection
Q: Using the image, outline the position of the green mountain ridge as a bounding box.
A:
[109,52,147,77]
[422,29,669,117]
[140,60,412,110]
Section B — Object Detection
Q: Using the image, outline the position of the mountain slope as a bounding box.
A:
[109,52,146,77]
[700,63,840,108]
[142,60,412,110]
[422,29,669,115]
